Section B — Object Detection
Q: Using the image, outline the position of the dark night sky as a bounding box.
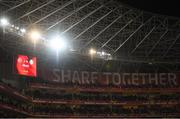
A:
[119,0,180,18]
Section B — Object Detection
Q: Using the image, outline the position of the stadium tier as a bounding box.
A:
[0,55,180,117]
[0,45,179,118]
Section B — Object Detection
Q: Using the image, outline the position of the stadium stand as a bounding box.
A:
[0,0,180,118]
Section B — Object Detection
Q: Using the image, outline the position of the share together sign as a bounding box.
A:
[39,69,179,87]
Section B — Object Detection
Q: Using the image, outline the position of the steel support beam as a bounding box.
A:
[130,26,156,54]
[147,29,168,56]
[72,5,113,41]
[162,33,180,58]
[79,8,117,50]
[15,0,56,21]
[114,16,154,53]
[101,12,143,51]
[46,0,95,30]
[95,38,115,51]
[59,0,106,35]
[1,0,30,14]
[112,55,180,64]
[32,0,76,25]
[100,10,132,49]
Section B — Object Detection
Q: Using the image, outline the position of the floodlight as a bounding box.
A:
[29,30,41,41]
[0,18,9,27]
[20,28,26,33]
[102,51,105,56]
[15,26,19,30]
[89,48,96,55]
[50,36,67,51]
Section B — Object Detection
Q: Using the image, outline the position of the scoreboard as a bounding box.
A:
[16,55,37,77]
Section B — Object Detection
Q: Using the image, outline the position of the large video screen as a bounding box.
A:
[16,55,37,77]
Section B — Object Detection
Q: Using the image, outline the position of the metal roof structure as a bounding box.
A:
[0,0,180,68]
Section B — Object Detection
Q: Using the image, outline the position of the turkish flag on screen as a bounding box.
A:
[16,55,37,77]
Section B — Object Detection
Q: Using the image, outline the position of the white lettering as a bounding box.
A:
[149,73,158,85]
[50,69,178,87]
[168,73,177,86]
[72,71,81,84]
[159,73,166,85]
[123,73,130,85]
[81,71,90,84]
[52,69,60,82]
[132,73,139,86]
[141,73,146,85]
[61,70,71,83]
[103,72,111,85]
[91,72,98,84]
[112,73,121,85]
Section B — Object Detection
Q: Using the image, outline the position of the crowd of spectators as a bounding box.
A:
[27,89,180,104]
[0,92,32,113]
[28,78,180,90]
[0,80,180,117]
[32,104,180,116]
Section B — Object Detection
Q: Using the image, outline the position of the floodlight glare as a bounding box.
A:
[102,51,105,56]
[89,48,96,55]
[29,30,41,41]
[50,36,67,51]
[20,28,26,33]
[0,18,9,27]
[15,26,19,30]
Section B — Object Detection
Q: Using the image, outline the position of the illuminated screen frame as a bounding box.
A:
[15,55,37,77]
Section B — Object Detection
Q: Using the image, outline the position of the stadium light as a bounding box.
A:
[101,51,105,56]
[89,48,96,55]
[29,30,41,41]
[0,18,9,27]
[50,36,67,51]
[15,26,19,30]
[20,28,26,33]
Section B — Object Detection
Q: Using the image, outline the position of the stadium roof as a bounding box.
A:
[0,0,180,64]
[119,0,180,18]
